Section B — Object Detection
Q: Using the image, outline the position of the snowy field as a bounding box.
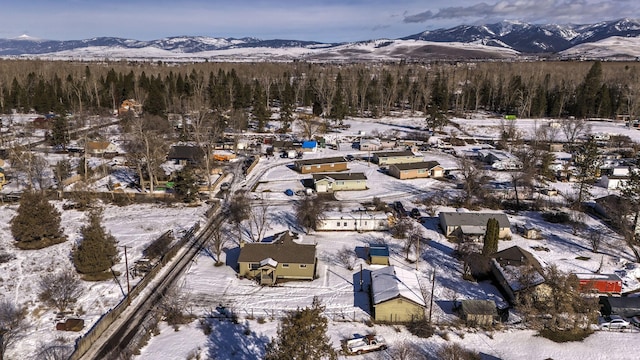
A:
[3,112,640,359]
[136,115,640,359]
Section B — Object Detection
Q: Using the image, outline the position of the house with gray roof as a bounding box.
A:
[237,231,317,285]
[370,266,426,323]
[312,172,367,192]
[372,150,423,166]
[439,211,511,239]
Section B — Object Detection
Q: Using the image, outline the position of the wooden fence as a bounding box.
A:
[69,221,202,360]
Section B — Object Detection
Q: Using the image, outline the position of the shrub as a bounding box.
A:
[538,328,593,343]
[542,211,570,224]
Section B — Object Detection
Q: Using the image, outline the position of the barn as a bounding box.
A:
[574,273,622,295]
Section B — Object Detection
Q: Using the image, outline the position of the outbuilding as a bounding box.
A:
[456,299,498,327]
[370,266,426,323]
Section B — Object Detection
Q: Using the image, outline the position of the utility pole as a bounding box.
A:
[359,264,363,292]
[123,245,131,303]
[428,268,436,325]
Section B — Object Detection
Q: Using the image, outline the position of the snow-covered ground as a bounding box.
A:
[3,113,640,359]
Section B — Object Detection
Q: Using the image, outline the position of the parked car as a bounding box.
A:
[410,208,421,219]
[284,189,294,196]
[630,316,640,328]
[392,201,406,217]
[600,316,630,330]
[345,335,387,355]
[219,182,230,191]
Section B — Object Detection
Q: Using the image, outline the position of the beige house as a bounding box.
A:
[294,157,348,174]
[86,141,119,157]
[388,161,444,180]
[372,150,423,166]
[237,231,317,285]
[313,172,367,192]
[371,266,426,323]
[439,211,512,239]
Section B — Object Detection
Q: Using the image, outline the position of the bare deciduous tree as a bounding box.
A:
[226,191,251,244]
[208,226,229,266]
[335,246,357,270]
[295,196,329,234]
[38,271,83,312]
[0,300,26,360]
[249,196,271,242]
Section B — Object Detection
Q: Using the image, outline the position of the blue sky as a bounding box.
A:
[2,0,639,42]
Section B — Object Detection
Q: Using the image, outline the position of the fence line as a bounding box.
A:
[69,221,202,360]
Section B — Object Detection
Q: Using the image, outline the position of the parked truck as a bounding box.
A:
[345,334,387,355]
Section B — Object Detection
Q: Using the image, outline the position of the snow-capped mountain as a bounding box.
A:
[1,18,639,61]
[404,18,640,53]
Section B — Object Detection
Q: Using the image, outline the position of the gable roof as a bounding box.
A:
[294,157,347,166]
[373,150,417,158]
[460,299,498,316]
[312,172,367,182]
[390,161,441,171]
[371,266,425,306]
[492,246,542,269]
[440,212,510,228]
[237,231,316,264]
[369,244,390,257]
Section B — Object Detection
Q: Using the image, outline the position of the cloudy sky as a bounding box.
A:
[2,0,639,42]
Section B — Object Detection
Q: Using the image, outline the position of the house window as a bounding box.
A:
[364,221,368,225]
[418,169,426,173]
[330,163,335,167]
[337,181,344,185]
[344,222,347,226]
[249,263,259,270]
[305,166,311,170]
[282,264,289,268]
[300,264,307,268]
[337,222,341,227]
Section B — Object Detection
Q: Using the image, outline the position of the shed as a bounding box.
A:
[456,300,498,326]
[369,244,390,265]
[574,274,622,295]
[370,266,426,323]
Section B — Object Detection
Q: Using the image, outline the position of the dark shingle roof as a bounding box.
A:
[237,231,316,264]
[312,172,367,181]
[294,157,347,166]
[373,150,416,158]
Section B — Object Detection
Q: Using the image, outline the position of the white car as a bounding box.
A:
[600,316,630,330]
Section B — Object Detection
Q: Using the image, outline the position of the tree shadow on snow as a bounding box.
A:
[352,270,372,315]
[206,319,270,360]
[480,353,503,360]
[225,247,241,270]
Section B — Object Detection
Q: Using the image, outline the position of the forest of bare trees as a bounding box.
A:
[1,60,639,124]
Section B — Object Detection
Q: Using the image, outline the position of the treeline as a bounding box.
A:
[1,59,639,124]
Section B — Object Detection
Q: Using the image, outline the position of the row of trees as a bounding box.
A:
[1,60,639,124]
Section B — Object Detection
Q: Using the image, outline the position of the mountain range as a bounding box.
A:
[2,18,640,61]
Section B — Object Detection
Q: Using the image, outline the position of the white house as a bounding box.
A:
[316,211,392,231]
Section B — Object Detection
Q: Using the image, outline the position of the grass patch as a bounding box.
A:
[538,328,593,343]
[575,256,591,261]
[81,272,114,281]
[15,237,67,250]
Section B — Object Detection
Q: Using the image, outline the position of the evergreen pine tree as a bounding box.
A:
[172,166,198,203]
[265,297,337,360]
[73,208,119,277]
[10,191,66,250]
[482,218,499,256]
